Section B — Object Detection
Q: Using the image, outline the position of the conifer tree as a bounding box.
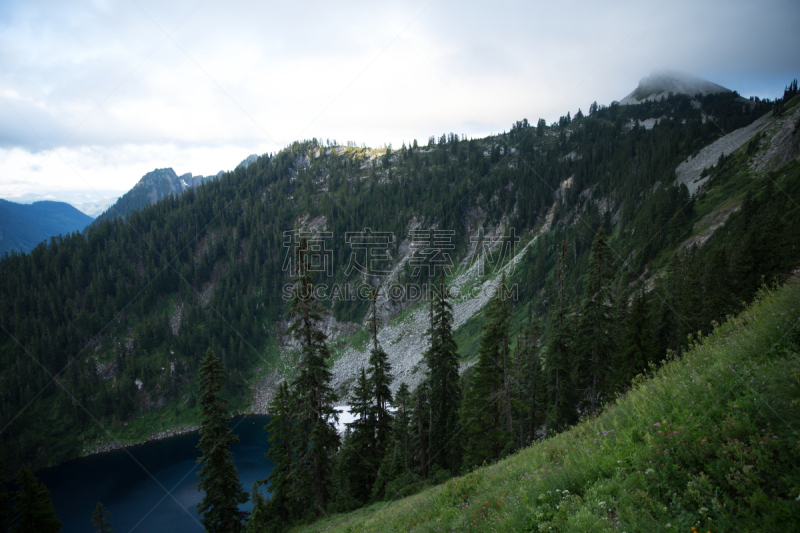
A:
[258,381,297,529]
[0,460,9,533]
[91,502,113,533]
[577,228,615,415]
[411,382,430,479]
[393,382,412,475]
[656,252,684,357]
[328,436,363,513]
[681,249,705,340]
[424,279,462,475]
[546,243,578,433]
[244,484,269,533]
[196,348,249,533]
[519,312,544,444]
[343,368,377,502]
[461,273,513,469]
[9,467,62,533]
[614,284,655,387]
[370,381,416,501]
[287,239,339,516]
[702,246,734,327]
[367,290,393,452]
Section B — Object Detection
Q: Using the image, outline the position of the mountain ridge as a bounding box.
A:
[92,167,218,224]
[0,199,94,255]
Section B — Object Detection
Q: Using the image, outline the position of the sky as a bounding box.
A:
[1,0,798,204]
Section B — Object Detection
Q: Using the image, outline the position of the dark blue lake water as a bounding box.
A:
[38,415,273,533]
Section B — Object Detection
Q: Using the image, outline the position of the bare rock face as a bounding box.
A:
[680,202,741,250]
[674,112,772,195]
[749,104,800,173]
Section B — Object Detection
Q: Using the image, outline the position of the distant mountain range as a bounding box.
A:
[5,192,120,218]
[92,168,219,225]
[0,199,94,255]
[0,154,254,252]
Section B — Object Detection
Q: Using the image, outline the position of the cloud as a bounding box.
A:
[0,0,798,199]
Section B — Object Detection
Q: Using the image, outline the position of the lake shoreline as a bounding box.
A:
[78,406,273,460]
[80,424,202,457]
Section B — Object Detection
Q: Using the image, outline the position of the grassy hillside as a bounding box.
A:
[297,281,800,532]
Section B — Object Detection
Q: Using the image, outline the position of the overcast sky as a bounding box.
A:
[1,0,798,203]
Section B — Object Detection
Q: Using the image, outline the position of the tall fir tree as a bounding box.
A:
[461,273,514,469]
[577,228,616,415]
[196,347,249,533]
[343,368,377,503]
[370,380,416,500]
[614,284,655,387]
[656,252,684,357]
[519,311,545,445]
[702,246,734,328]
[546,243,579,433]
[393,382,412,475]
[411,381,430,479]
[0,460,9,533]
[256,380,297,530]
[286,239,339,516]
[424,279,462,475]
[91,502,113,533]
[367,289,393,452]
[680,248,705,341]
[9,467,62,533]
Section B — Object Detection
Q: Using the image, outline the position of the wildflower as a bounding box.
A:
[598,501,605,506]
[654,423,661,427]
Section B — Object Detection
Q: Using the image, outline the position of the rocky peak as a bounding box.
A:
[620,71,731,105]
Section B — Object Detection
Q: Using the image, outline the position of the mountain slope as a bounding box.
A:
[296,281,800,532]
[0,199,94,255]
[0,77,797,472]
